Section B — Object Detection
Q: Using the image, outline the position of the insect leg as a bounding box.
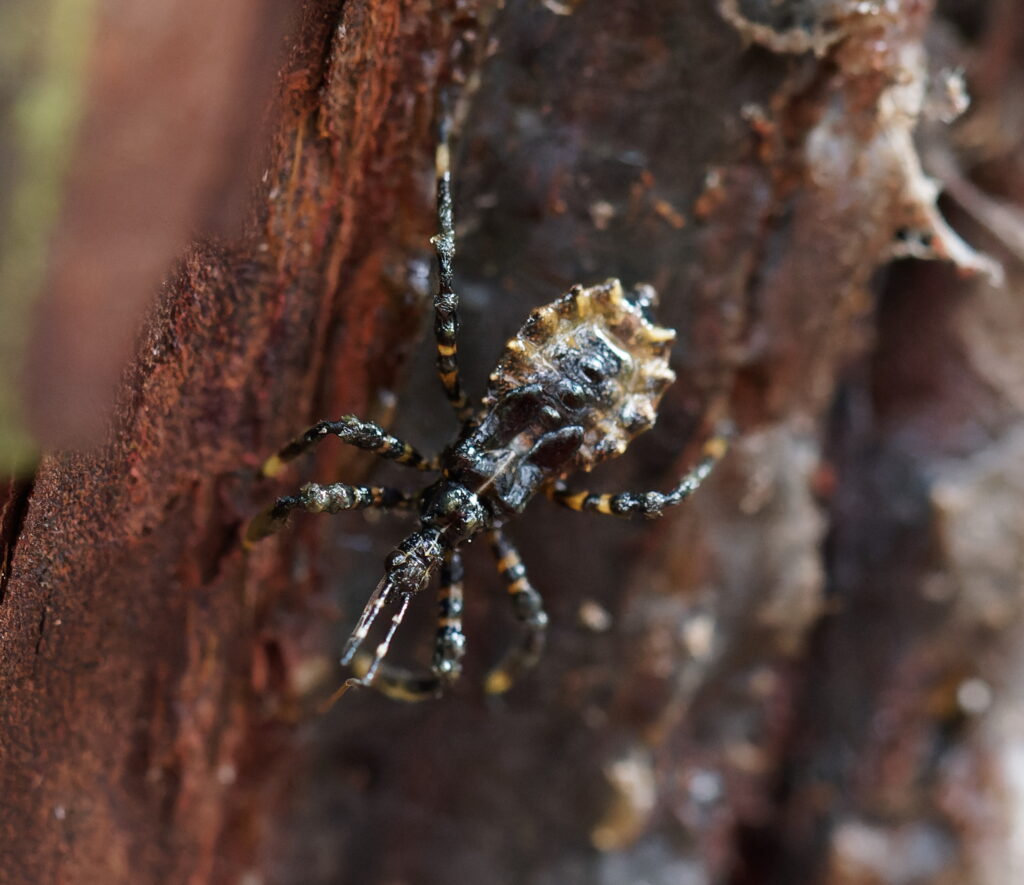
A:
[484,527,548,695]
[342,659,444,703]
[432,547,467,682]
[430,112,474,424]
[261,415,435,478]
[245,483,416,543]
[549,428,729,519]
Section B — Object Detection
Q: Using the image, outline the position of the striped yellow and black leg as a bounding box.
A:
[430,116,474,424]
[261,415,435,479]
[246,482,416,543]
[431,547,467,683]
[549,428,730,519]
[485,527,548,695]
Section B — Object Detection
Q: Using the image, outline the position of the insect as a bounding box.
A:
[246,127,729,702]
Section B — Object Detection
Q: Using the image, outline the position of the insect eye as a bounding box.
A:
[561,385,587,409]
[580,363,604,384]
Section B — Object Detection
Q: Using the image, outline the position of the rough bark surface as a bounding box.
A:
[2,1,1022,884]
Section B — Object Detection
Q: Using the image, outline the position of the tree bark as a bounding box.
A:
[2,1,1022,884]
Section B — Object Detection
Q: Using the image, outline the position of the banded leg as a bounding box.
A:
[344,548,466,702]
[432,548,467,682]
[245,482,416,543]
[485,527,548,695]
[430,115,473,423]
[549,430,729,519]
[261,415,434,478]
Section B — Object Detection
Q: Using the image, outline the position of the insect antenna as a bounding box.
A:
[340,572,396,666]
[361,592,413,684]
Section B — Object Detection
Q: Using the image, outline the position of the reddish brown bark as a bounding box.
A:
[3,1,1023,884]
[25,0,291,450]
[3,1,469,880]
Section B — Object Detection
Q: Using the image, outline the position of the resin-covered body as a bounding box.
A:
[441,279,676,518]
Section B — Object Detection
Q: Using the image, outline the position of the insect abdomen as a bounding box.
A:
[483,279,677,472]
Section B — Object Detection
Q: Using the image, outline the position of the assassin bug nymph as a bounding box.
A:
[246,123,729,702]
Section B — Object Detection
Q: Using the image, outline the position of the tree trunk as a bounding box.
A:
[2,1,1022,883]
